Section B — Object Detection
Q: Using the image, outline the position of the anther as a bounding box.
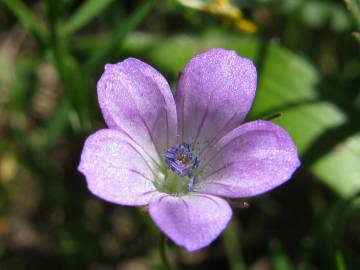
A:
[164,142,200,178]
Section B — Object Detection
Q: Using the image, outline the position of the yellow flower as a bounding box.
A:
[178,0,257,33]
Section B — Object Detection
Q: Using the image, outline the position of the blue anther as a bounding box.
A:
[193,158,200,169]
[164,142,200,177]
[188,176,195,192]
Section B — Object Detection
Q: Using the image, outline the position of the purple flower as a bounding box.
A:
[78,48,300,252]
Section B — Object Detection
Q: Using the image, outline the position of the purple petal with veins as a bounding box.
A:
[78,48,300,252]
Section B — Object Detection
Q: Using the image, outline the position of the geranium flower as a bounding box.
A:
[78,48,300,252]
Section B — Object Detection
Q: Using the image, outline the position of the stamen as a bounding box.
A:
[164,142,200,178]
[188,176,195,192]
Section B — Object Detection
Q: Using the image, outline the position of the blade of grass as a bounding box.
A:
[43,97,71,147]
[1,0,46,46]
[84,0,154,74]
[344,0,360,30]
[65,0,115,34]
[336,250,347,270]
[46,0,91,132]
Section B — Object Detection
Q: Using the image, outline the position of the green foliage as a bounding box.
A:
[0,0,359,269]
[84,0,154,74]
[1,0,46,45]
[65,0,115,34]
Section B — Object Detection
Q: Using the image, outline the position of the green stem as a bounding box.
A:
[159,234,172,270]
[336,250,347,270]
[223,218,247,270]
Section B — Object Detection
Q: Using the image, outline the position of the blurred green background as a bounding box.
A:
[0,0,359,269]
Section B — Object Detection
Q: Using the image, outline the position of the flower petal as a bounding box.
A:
[78,129,160,206]
[175,48,257,153]
[97,58,178,164]
[149,193,232,252]
[196,120,300,198]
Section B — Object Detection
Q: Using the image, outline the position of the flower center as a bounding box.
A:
[156,143,200,194]
[165,143,200,177]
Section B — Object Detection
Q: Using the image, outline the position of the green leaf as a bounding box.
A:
[250,43,360,196]
[312,133,360,196]
[119,34,360,197]
[65,0,115,34]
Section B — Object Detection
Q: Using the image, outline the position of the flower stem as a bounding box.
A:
[223,218,247,270]
[159,233,172,270]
